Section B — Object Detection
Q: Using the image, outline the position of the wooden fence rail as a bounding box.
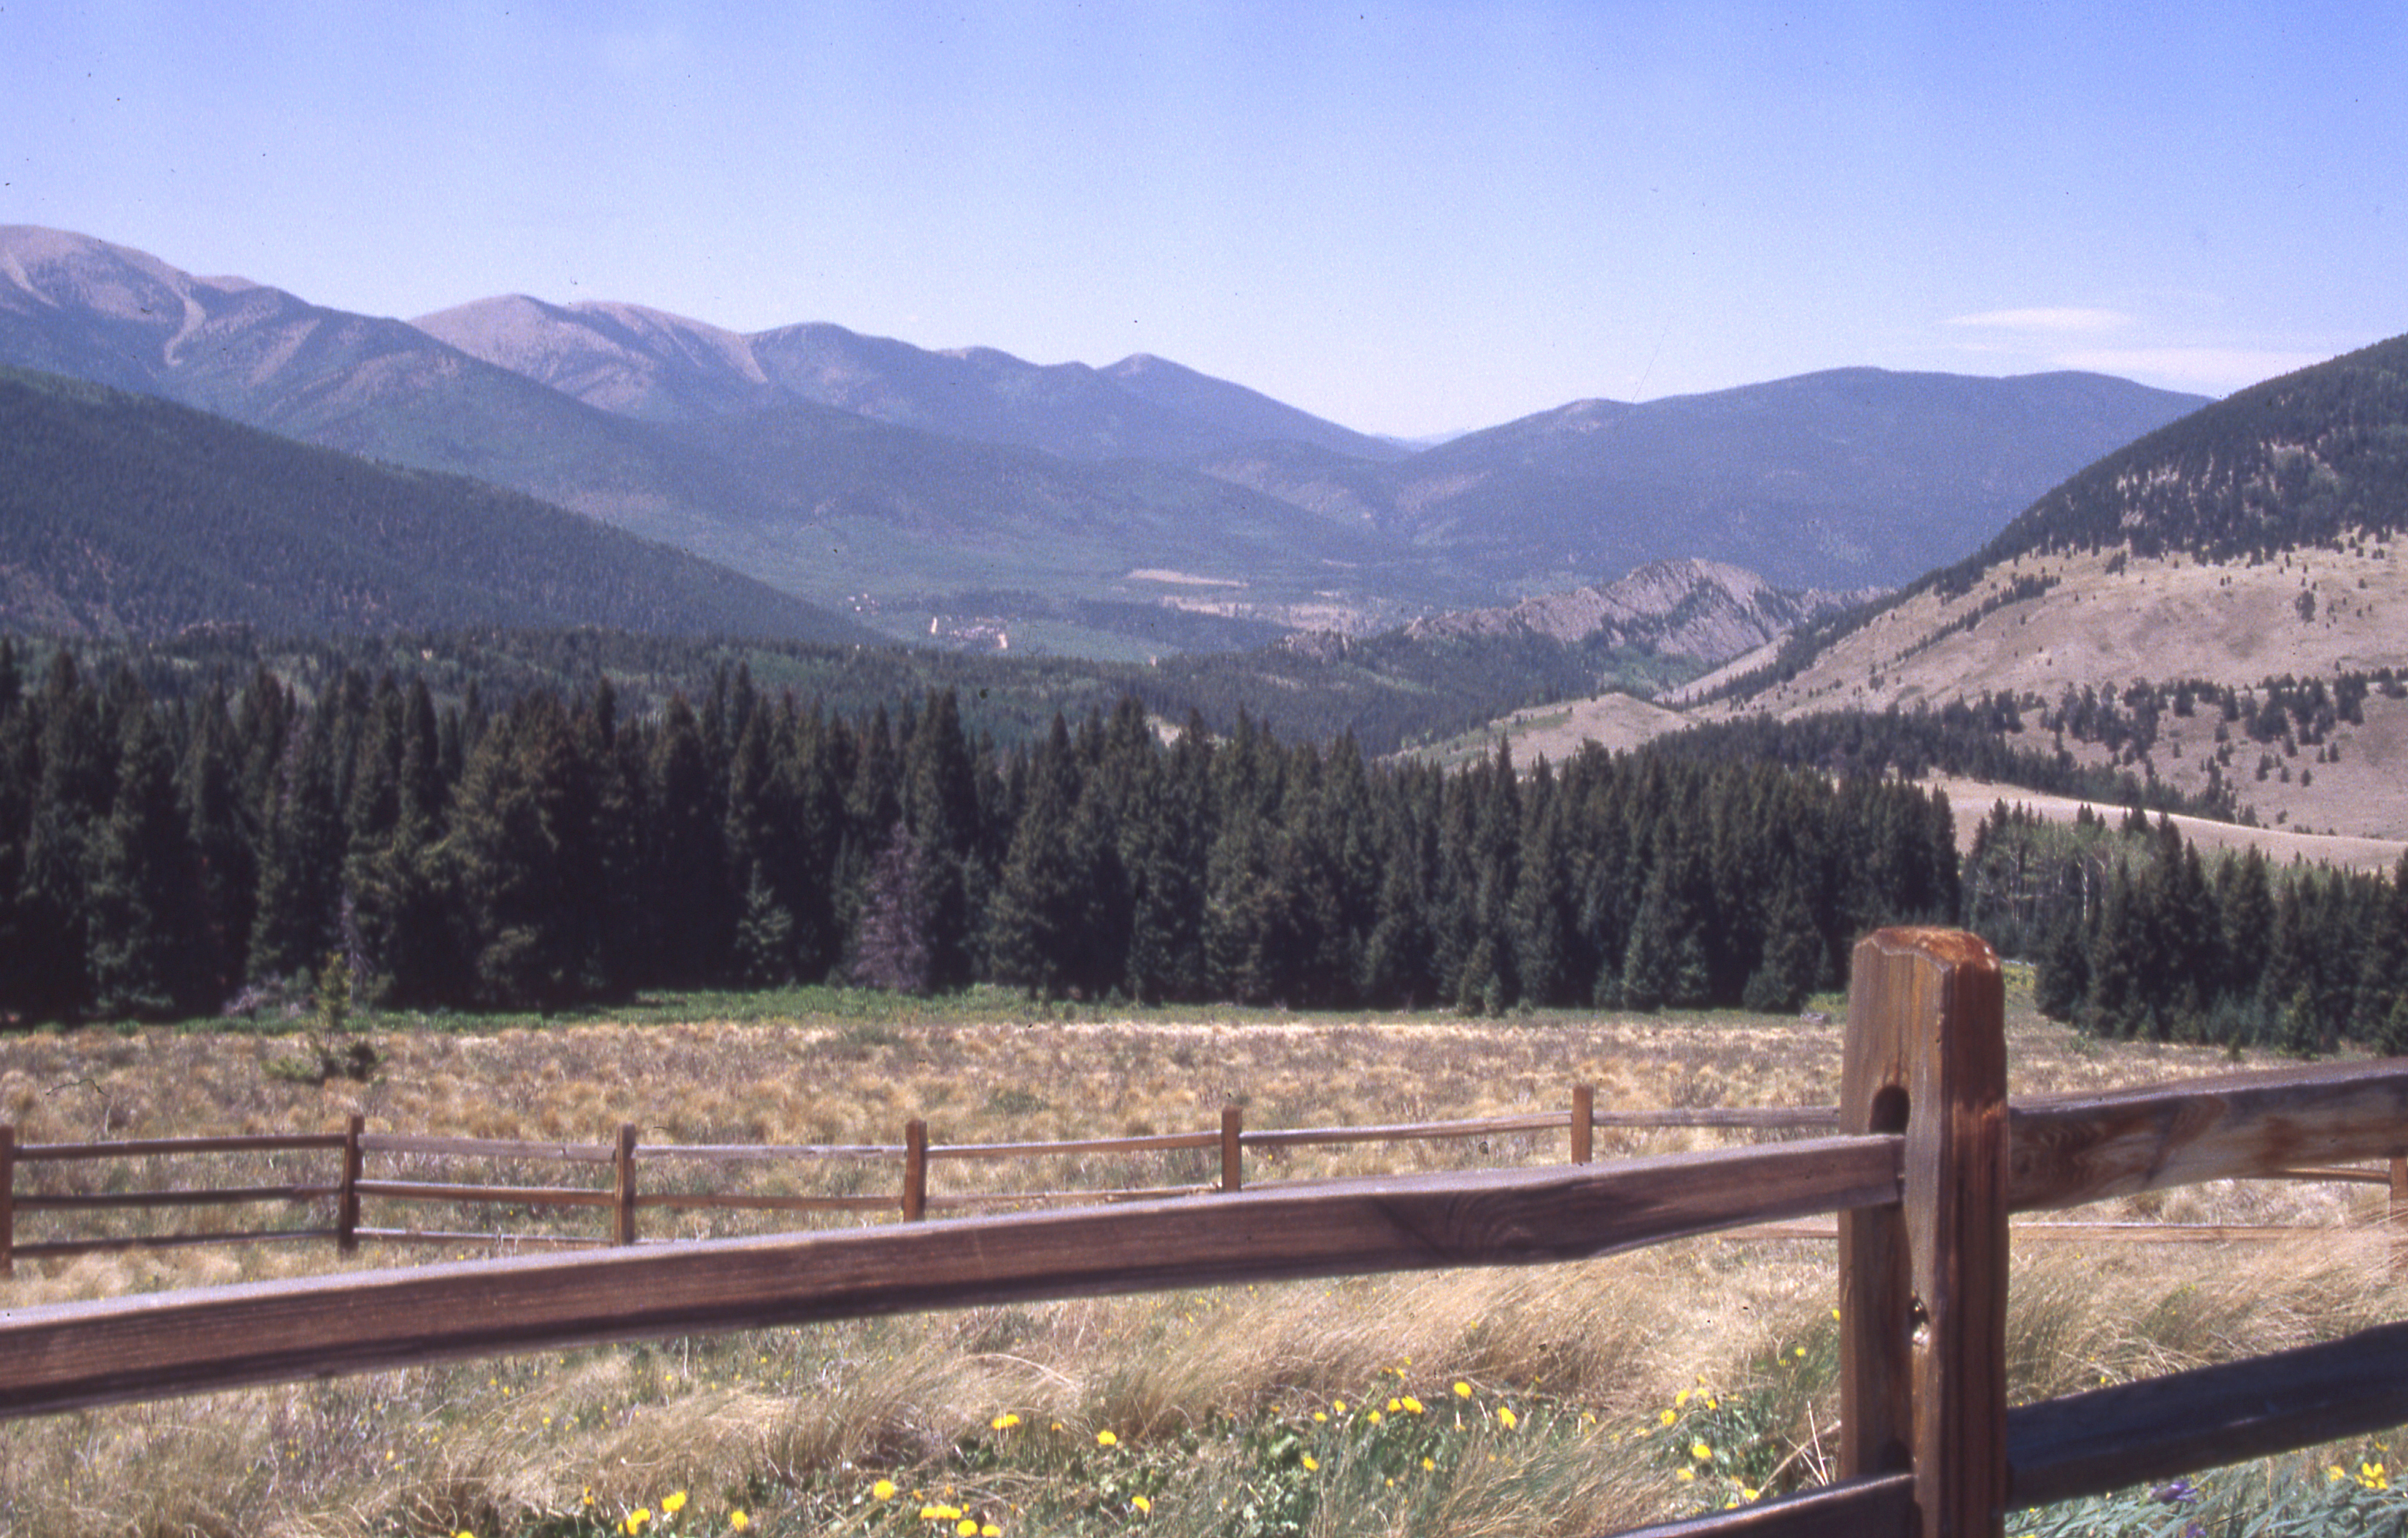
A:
[0,1087,1838,1269]
[7,929,2408,1538]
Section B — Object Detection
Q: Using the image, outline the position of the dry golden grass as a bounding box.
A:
[4,993,2404,1537]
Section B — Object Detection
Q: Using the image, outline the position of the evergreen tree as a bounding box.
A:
[248,703,344,984]
[179,682,257,1000]
[849,824,933,994]
[1743,881,1828,1014]
[85,706,206,1017]
[985,716,1087,999]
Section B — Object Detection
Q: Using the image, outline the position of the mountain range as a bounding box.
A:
[0,364,873,642]
[0,226,2209,654]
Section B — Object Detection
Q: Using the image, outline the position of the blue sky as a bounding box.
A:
[6,1,2402,437]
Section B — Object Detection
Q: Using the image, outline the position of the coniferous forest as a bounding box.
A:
[5,633,2402,1054]
[0,638,1961,1023]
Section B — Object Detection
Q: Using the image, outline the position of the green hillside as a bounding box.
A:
[0,366,877,642]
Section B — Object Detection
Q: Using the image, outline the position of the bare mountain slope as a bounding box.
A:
[1407,557,1884,662]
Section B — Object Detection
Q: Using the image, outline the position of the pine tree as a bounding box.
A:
[986,716,1086,999]
[849,825,933,994]
[248,704,344,984]
[735,862,800,987]
[86,706,206,1018]
[644,697,730,986]
[179,683,257,1000]
[1743,880,1828,1014]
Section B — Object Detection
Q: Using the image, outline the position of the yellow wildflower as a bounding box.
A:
[1401,1396,1424,1415]
[1691,1441,1713,1461]
[663,1492,688,1515]
[958,1520,979,1537]
[1387,1398,1401,1413]
[1312,1411,1327,1423]
[1302,1455,1320,1472]
[729,1515,748,1531]
[1132,1495,1152,1515]
[991,1413,1021,1431]
[1453,1381,1473,1399]
[1675,1388,1691,1407]
[1659,1408,1677,1427]
[1498,1407,1517,1430]
[874,1480,899,1502]
[1367,1410,1382,1425]
[1096,1429,1118,1448]
[1332,1400,1347,1414]
[982,1527,1001,1537]
[1676,1467,1696,1483]
[1421,1457,1436,1472]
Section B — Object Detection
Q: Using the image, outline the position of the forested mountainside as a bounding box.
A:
[1946,331,2408,574]
[0,366,872,642]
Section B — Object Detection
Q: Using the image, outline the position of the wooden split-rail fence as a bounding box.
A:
[8,927,2408,1537]
[0,1091,1852,1269]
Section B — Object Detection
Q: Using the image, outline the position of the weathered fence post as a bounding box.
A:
[1220,1105,1244,1193]
[2390,1154,2407,1278]
[613,1124,640,1246]
[1571,1083,1594,1165]
[336,1114,365,1254]
[1,1124,14,1278]
[902,1118,928,1222]
[1838,927,2008,1538]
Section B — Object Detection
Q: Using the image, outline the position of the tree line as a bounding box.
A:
[1962,801,2408,1053]
[0,639,1962,1022]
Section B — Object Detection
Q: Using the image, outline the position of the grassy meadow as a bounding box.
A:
[4,978,2408,1537]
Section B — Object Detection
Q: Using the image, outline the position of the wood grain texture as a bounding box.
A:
[1,1124,14,1277]
[360,1133,616,1163]
[929,1131,1223,1159]
[0,1134,1900,1420]
[1838,926,2009,1538]
[2005,1319,2408,1509]
[1241,1111,1567,1147]
[1608,1472,1915,1537]
[352,1181,614,1208]
[18,1184,339,1211]
[2009,1058,2408,1211]
[23,1132,348,1161]
[640,1143,901,1161]
[338,1114,364,1253]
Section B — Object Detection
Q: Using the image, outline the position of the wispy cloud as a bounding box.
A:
[1945,307,2132,333]
[2053,347,2331,393]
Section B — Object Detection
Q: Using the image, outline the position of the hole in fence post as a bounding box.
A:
[1571,1083,1593,1165]
[1,1124,14,1278]
[903,1119,929,1222]
[613,1124,640,1246]
[1221,1105,1244,1193]
[1868,1085,1910,1136]
[337,1113,364,1254]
